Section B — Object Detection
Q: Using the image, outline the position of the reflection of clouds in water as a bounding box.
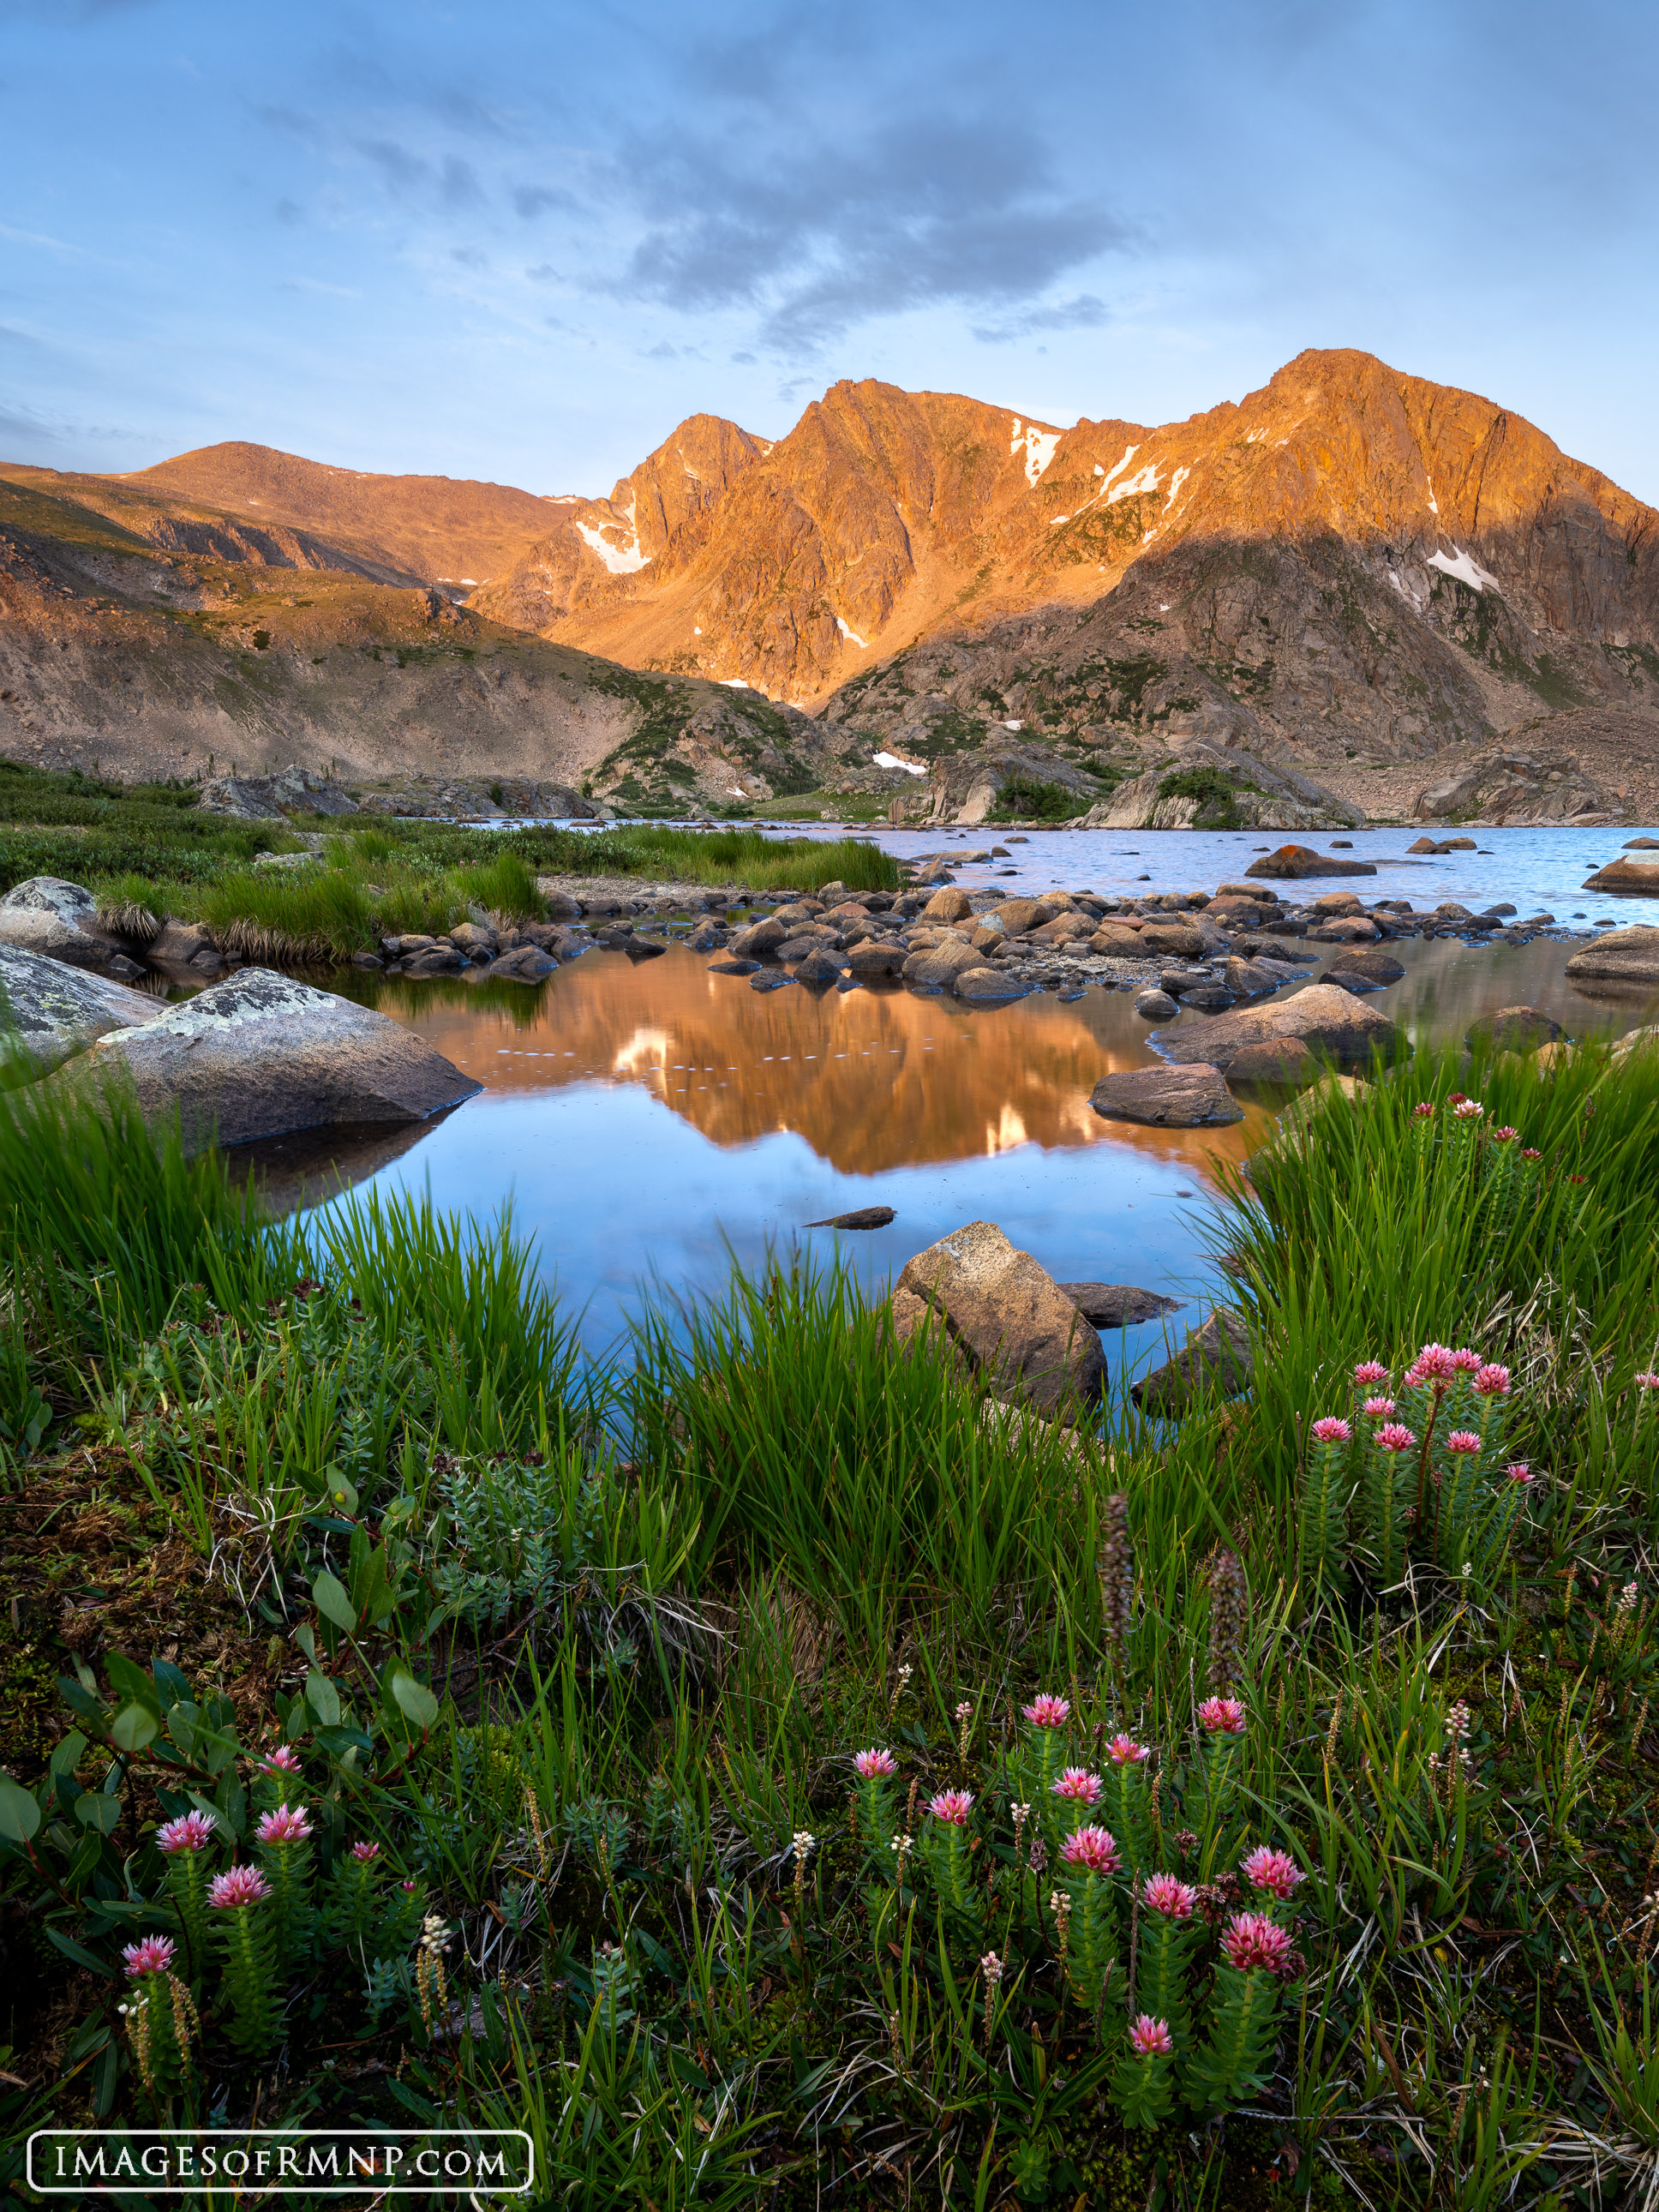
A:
[612,1025,673,1076]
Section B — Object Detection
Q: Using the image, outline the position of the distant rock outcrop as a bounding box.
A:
[195,765,360,819]
[1412,746,1622,824]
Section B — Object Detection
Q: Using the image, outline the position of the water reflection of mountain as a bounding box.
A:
[349,952,1272,1178]
[338,934,1657,1182]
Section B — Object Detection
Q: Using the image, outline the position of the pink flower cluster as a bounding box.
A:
[927,1789,974,1825]
[1022,1693,1070,1729]
[1473,1364,1511,1396]
[1059,1825,1122,1875]
[1363,1396,1396,1418]
[1106,1735,1150,1768]
[1241,1845,1304,1901]
[853,1747,899,1779]
[1198,1698,1246,1735]
[1143,1873,1196,1920]
[122,1934,177,1979]
[255,1804,312,1844]
[1311,1417,1352,1446]
[208,1865,272,1910]
[1375,1423,1416,1454]
[1444,1430,1483,1457]
[258,1745,302,1775]
[1638,1373,1659,1392]
[1129,2014,1174,2056]
[350,1840,381,1863]
[1353,1361,1389,1386]
[1221,1912,1296,1974]
[156,1811,216,1855]
[1051,1767,1103,1804]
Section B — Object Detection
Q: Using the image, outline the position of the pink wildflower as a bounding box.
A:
[350,1841,381,1862]
[853,1747,899,1779]
[1411,1100,1435,1119]
[1221,1912,1296,1974]
[1106,1735,1151,1767]
[122,1934,177,1978]
[1353,1360,1389,1385]
[1022,1693,1071,1729]
[255,1804,312,1844]
[1060,1825,1122,1875]
[208,1866,272,1910]
[1375,1423,1416,1453]
[1473,1364,1511,1396]
[1311,1417,1352,1445]
[1447,1092,1467,1106]
[1363,1396,1396,1418]
[1448,1348,1484,1373]
[1452,1099,1485,1121]
[1129,2014,1174,2055]
[1493,1126,1519,1142]
[1506,1462,1534,1485]
[927,1789,974,1825]
[1241,1845,1305,1900]
[1409,1343,1459,1382]
[1521,1146,1542,1160]
[1444,1430,1482,1456]
[1637,1374,1659,1391]
[1051,1767,1104,1804]
[1142,1872,1197,1920]
[258,1746,302,1774]
[155,1810,216,1855]
[1198,1697,1247,1735]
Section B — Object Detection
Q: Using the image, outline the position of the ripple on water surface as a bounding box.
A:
[275,924,1659,1368]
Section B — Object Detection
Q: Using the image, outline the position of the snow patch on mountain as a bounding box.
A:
[1009,418,1062,487]
[1428,546,1500,594]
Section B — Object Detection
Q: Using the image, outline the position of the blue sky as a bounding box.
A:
[4,0,1659,500]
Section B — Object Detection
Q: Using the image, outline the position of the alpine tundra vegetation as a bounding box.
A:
[3,1028,1659,2209]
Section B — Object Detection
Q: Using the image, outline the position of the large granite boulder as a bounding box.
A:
[1089,1064,1243,1128]
[0,878,129,971]
[196,766,359,819]
[893,1220,1105,1418]
[0,944,160,1073]
[1564,927,1659,988]
[1151,981,1401,1074]
[49,968,480,1153]
[1131,1308,1254,1413]
[1245,845,1377,880]
[955,965,1027,1003]
[1582,859,1659,896]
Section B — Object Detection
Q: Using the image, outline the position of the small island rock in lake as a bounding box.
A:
[893,1220,1105,1419]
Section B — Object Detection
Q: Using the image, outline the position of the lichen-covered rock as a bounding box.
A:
[196,765,360,819]
[0,944,160,1073]
[0,878,126,971]
[49,968,479,1152]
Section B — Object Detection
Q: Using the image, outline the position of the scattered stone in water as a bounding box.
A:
[1465,1005,1566,1051]
[708,958,761,975]
[1058,1282,1183,1328]
[1226,1036,1318,1085]
[1131,1308,1253,1413]
[1089,1064,1243,1129]
[749,971,796,992]
[806,1206,897,1230]
[1135,990,1178,1020]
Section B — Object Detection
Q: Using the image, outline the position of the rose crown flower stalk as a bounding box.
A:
[1100,1735,1153,1879]
[1301,1416,1355,1587]
[155,1810,217,1980]
[1195,1699,1247,1875]
[1021,1693,1072,1803]
[208,1865,278,2055]
[119,1935,198,2101]
[1184,1914,1299,2113]
[324,1839,386,1958]
[1111,2012,1177,2131]
[1057,1825,1122,2010]
[1136,1873,1199,2052]
[254,1803,316,1975]
[921,1790,979,1922]
[850,1748,900,1864]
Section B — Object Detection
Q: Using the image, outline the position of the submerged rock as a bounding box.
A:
[806,1206,897,1230]
[1465,1005,1566,1051]
[1131,1307,1254,1413]
[49,968,479,1152]
[894,1219,1105,1418]
[1226,1035,1318,1085]
[1152,982,1401,1074]
[1089,1064,1243,1128]
[0,943,160,1073]
[1058,1283,1183,1328]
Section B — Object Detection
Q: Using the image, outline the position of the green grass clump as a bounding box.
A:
[7,1040,1659,2203]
